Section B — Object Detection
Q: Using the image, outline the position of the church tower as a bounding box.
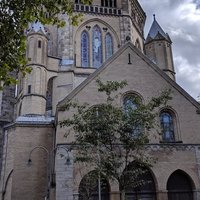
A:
[18,21,48,116]
[144,15,175,80]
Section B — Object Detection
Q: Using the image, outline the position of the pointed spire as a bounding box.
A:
[27,20,48,36]
[146,15,170,42]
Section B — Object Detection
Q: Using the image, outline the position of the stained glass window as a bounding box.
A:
[123,95,141,137]
[93,25,102,68]
[81,31,89,67]
[160,111,175,142]
[105,33,113,60]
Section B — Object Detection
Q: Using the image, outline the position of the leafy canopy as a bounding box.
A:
[60,79,171,192]
[0,0,91,86]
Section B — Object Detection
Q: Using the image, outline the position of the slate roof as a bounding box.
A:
[145,15,171,43]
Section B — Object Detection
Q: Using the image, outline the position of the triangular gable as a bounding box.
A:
[57,42,200,111]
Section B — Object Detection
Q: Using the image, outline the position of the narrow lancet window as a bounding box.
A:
[92,25,102,68]
[81,31,89,67]
[160,111,175,142]
[105,33,113,60]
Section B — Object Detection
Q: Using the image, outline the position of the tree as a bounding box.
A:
[0,0,91,86]
[60,79,171,200]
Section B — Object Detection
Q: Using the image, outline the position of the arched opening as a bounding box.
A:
[120,162,157,200]
[79,171,110,200]
[167,170,194,200]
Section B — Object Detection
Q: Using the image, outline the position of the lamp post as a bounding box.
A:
[27,145,71,200]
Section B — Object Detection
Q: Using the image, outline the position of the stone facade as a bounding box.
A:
[0,0,200,200]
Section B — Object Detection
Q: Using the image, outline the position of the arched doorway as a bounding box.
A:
[79,171,110,200]
[167,170,194,200]
[120,162,157,200]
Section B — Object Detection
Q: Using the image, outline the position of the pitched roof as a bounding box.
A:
[57,42,200,112]
[146,15,171,43]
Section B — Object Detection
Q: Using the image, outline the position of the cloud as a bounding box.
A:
[139,0,200,99]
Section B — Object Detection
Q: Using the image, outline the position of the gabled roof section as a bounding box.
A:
[57,42,200,111]
[146,15,171,43]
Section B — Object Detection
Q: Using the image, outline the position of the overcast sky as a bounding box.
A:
[139,0,200,100]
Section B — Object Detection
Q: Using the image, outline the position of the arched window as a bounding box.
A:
[120,162,157,200]
[105,33,113,60]
[81,31,90,67]
[123,95,141,137]
[93,25,102,68]
[167,170,194,200]
[160,111,175,142]
[79,171,110,200]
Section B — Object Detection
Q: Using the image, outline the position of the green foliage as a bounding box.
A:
[0,0,91,86]
[60,79,172,193]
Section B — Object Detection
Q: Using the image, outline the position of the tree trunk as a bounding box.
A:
[120,190,126,200]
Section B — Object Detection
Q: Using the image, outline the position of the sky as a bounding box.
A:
[139,0,200,100]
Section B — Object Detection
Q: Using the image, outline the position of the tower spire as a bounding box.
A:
[144,16,175,81]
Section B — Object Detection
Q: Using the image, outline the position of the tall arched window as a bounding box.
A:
[123,95,141,137]
[160,111,175,142]
[81,31,89,67]
[167,170,194,200]
[93,25,102,68]
[105,33,113,60]
[79,171,110,200]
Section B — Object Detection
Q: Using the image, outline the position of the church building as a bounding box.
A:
[0,0,200,200]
